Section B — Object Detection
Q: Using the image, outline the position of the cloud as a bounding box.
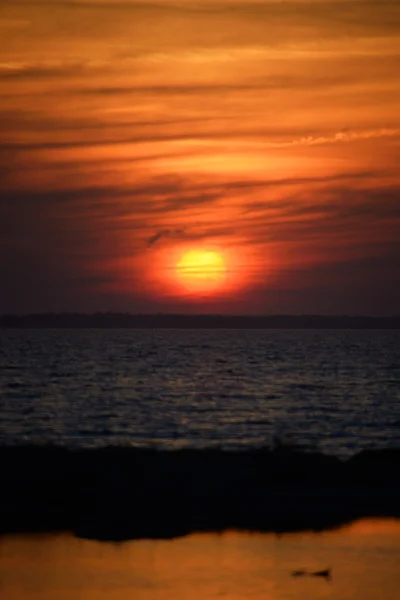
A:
[147,228,185,246]
[1,0,399,315]
[0,61,95,80]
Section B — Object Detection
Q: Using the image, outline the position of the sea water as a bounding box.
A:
[0,328,399,456]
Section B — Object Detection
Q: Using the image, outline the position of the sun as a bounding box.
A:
[176,249,227,294]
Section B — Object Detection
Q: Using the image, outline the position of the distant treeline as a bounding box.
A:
[1,313,400,329]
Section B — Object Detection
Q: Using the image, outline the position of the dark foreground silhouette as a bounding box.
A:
[1,445,399,541]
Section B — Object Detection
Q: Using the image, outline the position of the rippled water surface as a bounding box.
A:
[0,329,399,455]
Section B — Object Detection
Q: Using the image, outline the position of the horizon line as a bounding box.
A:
[1,313,400,319]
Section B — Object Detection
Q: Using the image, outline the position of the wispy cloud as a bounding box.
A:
[147,228,185,246]
[1,0,399,313]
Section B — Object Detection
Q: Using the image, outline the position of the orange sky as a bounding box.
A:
[1,0,399,314]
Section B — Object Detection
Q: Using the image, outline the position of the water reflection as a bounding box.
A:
[1,520,400,599]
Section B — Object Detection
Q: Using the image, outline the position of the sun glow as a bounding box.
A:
[148,243,253,301]
[176,249,227,294]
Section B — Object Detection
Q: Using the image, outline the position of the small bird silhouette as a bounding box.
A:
[311,568,331,579]
[291,568,331,580]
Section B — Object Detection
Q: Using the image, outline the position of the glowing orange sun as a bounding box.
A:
[176,249,227,294]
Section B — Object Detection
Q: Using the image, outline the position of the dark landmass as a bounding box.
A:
[1,445,399,541]
[1,313,400,329]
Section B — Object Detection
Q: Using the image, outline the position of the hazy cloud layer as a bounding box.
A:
[0,0,399,313]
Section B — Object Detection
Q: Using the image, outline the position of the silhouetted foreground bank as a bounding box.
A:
[1,313,400,329]
[1,446,400,541]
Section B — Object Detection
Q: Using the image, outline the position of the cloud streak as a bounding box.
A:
[147,228,185,246]
[1,0,399,313]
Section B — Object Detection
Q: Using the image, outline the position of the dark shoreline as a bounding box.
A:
[1,445,399,541]
[1,313,400,329]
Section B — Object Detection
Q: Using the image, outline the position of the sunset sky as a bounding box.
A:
[1,0,399,315]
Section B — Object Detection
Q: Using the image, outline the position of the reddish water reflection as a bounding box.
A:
[1,520,400,599]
